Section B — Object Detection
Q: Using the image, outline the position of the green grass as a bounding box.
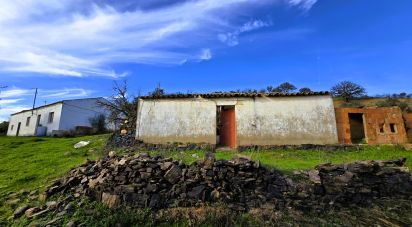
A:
[0,134,109,196]
[1,135,411,225]
[148,145,412,173]
[1,136,410,196]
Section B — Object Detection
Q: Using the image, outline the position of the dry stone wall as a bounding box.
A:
[44,154,412,212]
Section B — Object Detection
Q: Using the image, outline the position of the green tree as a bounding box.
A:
[267,82,297,93]
[0,121,9,135]
[149,83,165,97]
[89,114,107,134]
[299,87,312,93]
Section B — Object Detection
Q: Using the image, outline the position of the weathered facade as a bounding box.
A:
[136,92,338,148]
[335,107,408,144]
[404,113,412,143]
[7,98,109,136]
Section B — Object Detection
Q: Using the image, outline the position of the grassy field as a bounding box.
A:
[1,135,411,196]
[0,135,109,196]
[148,146,412,173]
[1,135,412,226]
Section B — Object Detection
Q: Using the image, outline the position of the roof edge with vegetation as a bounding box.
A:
[139,91,330,99]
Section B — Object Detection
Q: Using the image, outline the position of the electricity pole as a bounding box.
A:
[32,88,38,115]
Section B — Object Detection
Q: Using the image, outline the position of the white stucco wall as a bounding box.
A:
[235,96,338,145]
[7,103,63,136]
[136,99,216,144]
[136,95,339,146]
[59,98,109,131]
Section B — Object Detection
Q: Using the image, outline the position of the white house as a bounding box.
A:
[7,97,109,136]
[136,92,339,148]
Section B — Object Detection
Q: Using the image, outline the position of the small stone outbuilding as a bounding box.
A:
[335,107,408,144]
[404,113,412,143]
[135,92,338,148]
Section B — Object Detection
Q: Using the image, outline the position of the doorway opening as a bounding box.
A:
[216,106,236,148]
[349,113,365,144]
[16,122,21,136]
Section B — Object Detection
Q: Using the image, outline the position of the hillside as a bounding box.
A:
[334,97,412,108]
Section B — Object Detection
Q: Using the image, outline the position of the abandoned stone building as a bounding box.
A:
[404,112,412,143]
[335,107,408,144]
[135,92,339,148]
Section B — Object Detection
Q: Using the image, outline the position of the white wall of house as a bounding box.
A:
[136,95,339,146]
[59,98,109,131]
[7,103,63,136]
[7,98,109,136]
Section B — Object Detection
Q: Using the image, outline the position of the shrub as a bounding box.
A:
[89,114,107,134]
[376,97,410,112]
[0,121,9,135]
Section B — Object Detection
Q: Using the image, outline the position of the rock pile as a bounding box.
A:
[303,158,412,210]
[44,154,412,212]
[106,131,136,148]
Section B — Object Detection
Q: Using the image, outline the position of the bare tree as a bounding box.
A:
[98,81,137,129]
[331,81,366,102]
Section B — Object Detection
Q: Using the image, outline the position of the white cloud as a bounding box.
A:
[0,0,317,78]
[0,99,23,105]
[0,88,31,98]
[287,0,317,10]
[199,49,212,61]
[39,88,93,98]
[218,19,272,46]
[0,87,94,120]
[0,105,31,121]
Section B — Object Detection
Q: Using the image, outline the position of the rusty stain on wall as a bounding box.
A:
[335,107,408,144]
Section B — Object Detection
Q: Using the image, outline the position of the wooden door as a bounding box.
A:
[220,107,236,148]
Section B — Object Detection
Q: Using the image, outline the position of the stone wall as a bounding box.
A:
[404,113,412,143]
[335,107,408,144]
[44,154,412,212]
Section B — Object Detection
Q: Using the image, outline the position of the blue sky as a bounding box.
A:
[1,0,411,120]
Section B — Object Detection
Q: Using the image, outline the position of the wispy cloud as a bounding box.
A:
[287,0,318,11]
[0,87,94,120]
[0,0,317,78]
[218,19,272,46]
[0,105,31,121]
[199,49,212,61]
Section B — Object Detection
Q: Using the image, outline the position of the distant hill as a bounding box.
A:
[333,98,412,109]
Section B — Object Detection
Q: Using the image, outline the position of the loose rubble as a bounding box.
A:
[43,153,412,212]
[73,141,90,149]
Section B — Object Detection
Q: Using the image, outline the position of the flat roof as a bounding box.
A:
[11,97,104,116]
[140,91,330,100]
